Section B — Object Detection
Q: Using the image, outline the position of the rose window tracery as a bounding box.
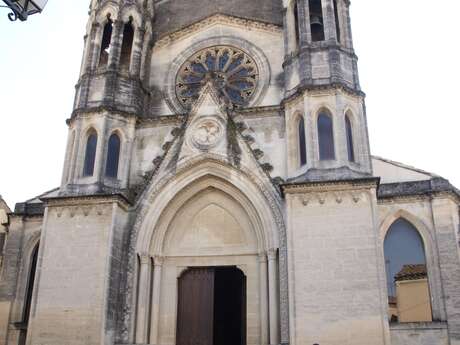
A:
[176,46,259,109]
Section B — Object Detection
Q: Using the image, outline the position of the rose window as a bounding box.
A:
[176,46,259,109]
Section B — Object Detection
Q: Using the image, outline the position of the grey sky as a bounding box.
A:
[0,1,459,207]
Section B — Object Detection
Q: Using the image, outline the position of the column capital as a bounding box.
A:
[139,253,152,265]
[267,248,278,260]
[153,255,164,267]
[258,252,268,263]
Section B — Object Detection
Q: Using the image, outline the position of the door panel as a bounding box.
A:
[177,268,215,345]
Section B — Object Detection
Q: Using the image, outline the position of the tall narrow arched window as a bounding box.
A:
[309,0,325,42]
[317,112,335,160]
[333,0,341,43]
[298,117,307,166]
[99,16,113,67]
[293,1,300,49]
[105,133,121,178]
[19,244,39,345]
[120,20,134,69]
[83,132,98,177]
[384,219,432,323]
[345,114,355,162]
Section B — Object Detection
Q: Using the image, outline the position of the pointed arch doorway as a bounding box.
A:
[177,266,247,345]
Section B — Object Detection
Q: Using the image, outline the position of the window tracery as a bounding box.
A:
[176,46,259,109]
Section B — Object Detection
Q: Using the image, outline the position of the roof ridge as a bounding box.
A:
[24,187,60,203]
[372,155,438,178]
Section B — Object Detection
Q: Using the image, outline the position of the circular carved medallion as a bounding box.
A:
[191,119,223,149]
[176,46,259,109]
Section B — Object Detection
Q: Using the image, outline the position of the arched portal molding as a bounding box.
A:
[120,155,288,344]
[134,155,284,255]
[379,209,434,245]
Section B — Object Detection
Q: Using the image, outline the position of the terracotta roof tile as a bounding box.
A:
[395,264,427,281]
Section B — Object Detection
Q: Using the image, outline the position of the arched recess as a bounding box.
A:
[293,113,307,168]
[136,158,282,255]
[379,210,445,322]
[105,132,121,178]
[83,129,98,177]
[316,109,335,161]
[131,157,287,345]
[345,111,355,162]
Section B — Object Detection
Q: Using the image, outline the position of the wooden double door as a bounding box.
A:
[177,267,247,345]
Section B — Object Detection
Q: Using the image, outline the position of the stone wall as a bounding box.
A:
[390,322,449,345]
[284,180,390,345]
[26,197,129,345]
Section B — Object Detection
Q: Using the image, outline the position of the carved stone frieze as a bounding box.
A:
[154,14,282,49]
[294,189,372,207]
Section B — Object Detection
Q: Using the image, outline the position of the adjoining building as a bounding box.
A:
[0,1,459,345]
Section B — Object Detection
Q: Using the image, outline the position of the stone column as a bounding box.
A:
[131,27,146,77]
[322,0,338,42]
[299,0,312,45]
[259,253,269,345]
[268,249,279,345]
[285,4,296,54]
[149,256,164,345]
[343,2,353,49]
[89,23,102,72]
[107,20,123,70]
[135,254,152,344]
[94,116,108,184]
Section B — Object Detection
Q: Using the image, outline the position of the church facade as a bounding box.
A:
[1,1,459,345]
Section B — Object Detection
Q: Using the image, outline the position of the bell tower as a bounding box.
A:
[60,0,154,196]
[282,0,371,181]
[281,2,390,345]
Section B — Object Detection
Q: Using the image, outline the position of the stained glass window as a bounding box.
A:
[176,46,259,109]
[318,112,335,160]
[298,117,307,166]
[345,115,355,162]
[105,133,121,178]
[83,132,97,177]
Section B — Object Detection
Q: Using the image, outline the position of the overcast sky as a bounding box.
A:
[0,1,459,207]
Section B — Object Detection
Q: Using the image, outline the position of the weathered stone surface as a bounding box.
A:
[1,1,459,345]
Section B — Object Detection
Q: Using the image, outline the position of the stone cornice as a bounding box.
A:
[67,108,138,126]
[282,83,365,109]
[136,114,185,128]
[283,44,357,68]
[281,177,380,195]
[41,193,131,211]
[377,179,460,205]
[234,105,283,119]
[154,14,282,49]
[377,190,460,205]
[69,106,140,124]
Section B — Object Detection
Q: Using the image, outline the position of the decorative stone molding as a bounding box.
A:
[295,190,371,207]
[258,252,268,263]
[267,248,277,261]
[138,253,151,265]
[118,154,289,343]
[153,255,164,267]
[190,118,224,150]
[154,14,282,49]
[43,194,131,211]
[51,205,108,218]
